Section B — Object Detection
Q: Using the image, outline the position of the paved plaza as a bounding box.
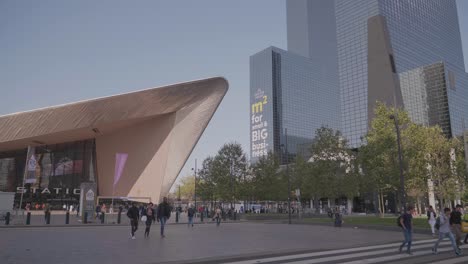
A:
[2,222,468,264]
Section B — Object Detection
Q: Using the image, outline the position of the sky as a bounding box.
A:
[1,0,468,189]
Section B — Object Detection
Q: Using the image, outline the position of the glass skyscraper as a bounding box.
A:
[250,47,340,162]
[250,0,468,161]
[288,0,468,147]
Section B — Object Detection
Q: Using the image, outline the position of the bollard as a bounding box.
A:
[234,212,237,221]
[176,211,179,223]
[200,211,204,222]
[46,212,51,224]
[66,212,70,224]
[101,212,105,224]
[5,212,10,225]
[84,212,88,224]
[26,212,31,225]
[117,211,121,224]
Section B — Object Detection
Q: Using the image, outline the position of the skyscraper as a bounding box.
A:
[250,0,468,161]
[250,47,340,163]
[288,0,468,147]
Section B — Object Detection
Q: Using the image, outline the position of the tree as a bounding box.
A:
[251,152,286,202]
[169,176,196,201]
[359,103,409,215]
[304,126,358,212]
[196,143,248,207]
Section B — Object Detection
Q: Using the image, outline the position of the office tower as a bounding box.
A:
[286,0,468,147]
[250,47,340,162]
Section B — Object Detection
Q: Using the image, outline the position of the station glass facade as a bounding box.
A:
[0,139,97,209]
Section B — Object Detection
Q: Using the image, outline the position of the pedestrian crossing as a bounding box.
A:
[222,239,468,264]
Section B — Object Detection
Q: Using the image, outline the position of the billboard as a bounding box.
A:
[251,88,269,158]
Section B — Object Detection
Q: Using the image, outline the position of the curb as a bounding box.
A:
[0,220,246,229]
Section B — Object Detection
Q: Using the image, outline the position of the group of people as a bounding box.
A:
[399,205,468,256]
[126,197,172,239]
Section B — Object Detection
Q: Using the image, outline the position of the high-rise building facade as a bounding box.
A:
[287,0,468,147]
[250,0,468,161]
[250,47,340,162]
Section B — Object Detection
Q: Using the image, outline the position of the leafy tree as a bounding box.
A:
[359,103,409,215]
[209,143,247,205]
[172,176,195,200]
[251,152,286,202]
[305,126,358,212]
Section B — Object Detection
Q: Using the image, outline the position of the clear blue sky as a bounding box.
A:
[1,0,468,188]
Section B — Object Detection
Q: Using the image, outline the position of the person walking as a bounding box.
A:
[127,203,139,239]
[157,197,171,238]
[334,208,343,227]
[95,204,101,219]
[144,203,155,238]
[44,203,50,224]
[213,206,222,227]
[432,208,461,256]
[450,204,464,249]
[399,206,415,255]
[427,206,437,237]
[187,205,195,228]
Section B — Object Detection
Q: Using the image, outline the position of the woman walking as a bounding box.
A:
[427,206,437,237]
[213,207,222,227]
[144,203,154,238]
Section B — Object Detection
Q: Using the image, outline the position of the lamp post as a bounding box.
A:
[280,128,291,224]
[230,159,234,210]
[389,114,405,211]
[191,159,197,212]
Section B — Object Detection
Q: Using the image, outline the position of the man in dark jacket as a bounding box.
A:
[127,203,139,239]
[450,204,463,249]
[157,197,171,238]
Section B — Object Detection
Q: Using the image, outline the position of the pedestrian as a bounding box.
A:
[157,197,171,238]
[44,203,50,224]
[187,205,195,228]
[144,203,155,238]
[432,207,461,256]
[427,206,437,237]
[95,204,101,219]
[450,204,464,250]
[399,206,414,255]
[334,208,343,227]
[213,206,222,227]
[127,203,139,239]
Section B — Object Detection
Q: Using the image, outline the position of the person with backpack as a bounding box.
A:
[432,207,461,256]
[126,203,139,239]
[157,197,171,238]
[187,205,195,228]
[144,203,154,238]
[427,206,437,237]
[450,204,464,249]
[398,206,415,255]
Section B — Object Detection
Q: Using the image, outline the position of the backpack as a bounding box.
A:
[435,216,440,230]
[188,208,195,217]
[397,215,403,228]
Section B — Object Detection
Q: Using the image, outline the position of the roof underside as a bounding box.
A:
[0,77,228,152]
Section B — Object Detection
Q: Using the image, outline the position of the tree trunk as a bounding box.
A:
[313,196,320,214]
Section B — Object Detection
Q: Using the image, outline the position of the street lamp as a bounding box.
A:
[280,128,291,225]
[191,159,197,212]
[389,114,405,211]
[230,159,234,210]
